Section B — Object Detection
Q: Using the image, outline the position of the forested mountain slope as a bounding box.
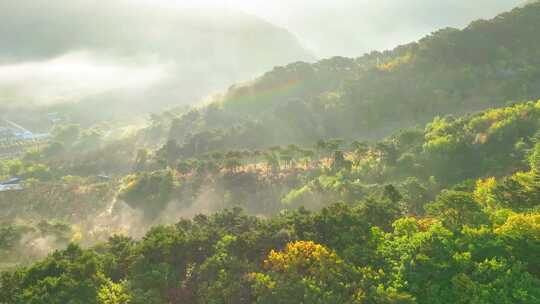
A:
[3,3,540,303]
[165,3,540,157]
[2,98,540,267]
[3,100,540,302]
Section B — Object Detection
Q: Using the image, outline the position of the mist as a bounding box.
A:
[230,0,524,57]
[0,0,530,124]
[2,1,540,301]
[1,1,527,117]
[131,0,525,57]
[0,52,166,106]
[0,0,312,119]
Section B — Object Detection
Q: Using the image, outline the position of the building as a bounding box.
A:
[0,119,50,142]
[1,177,22,185]
[0,126,16,141]
[0,184,23,192]
[0,177,23,192]
[0,119,50,160]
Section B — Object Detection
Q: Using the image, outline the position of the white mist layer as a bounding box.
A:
[0,52,167,106]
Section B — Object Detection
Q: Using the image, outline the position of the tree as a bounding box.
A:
[529,142,540,185]
[496,213,540,276]
[9,244,107,304]
[98,279,132,304]
[52,124,81,147]
[134,149,149,172]
[264,152,280,175]
[326,139,344,155]
[74,128,103,151]
[383,184,403,204]
[156,140,180,167]
[332,150,352,171]
[315,140,327,159]
[224,158,242,174]
[248,241,363,304]
[176,160,194,175]
[351,141,369,156]
[118,171,175,218]
[426,191,488,230]
[376,141,398,166]
[299,149,315,168]
[401,177,431,215]
[195,235,253,304]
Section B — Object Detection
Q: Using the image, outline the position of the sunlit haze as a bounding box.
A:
[0,0,525,112]
[142,0,523,57]
[2,1,540,301]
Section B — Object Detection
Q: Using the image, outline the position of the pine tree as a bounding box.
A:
[529,142,540,192]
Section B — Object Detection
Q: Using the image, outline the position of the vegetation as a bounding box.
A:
[156,2,540,156]
[2,3,540,303]
[2,181,540,303]
[3,98,540,302]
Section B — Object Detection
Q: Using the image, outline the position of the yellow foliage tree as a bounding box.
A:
[473,177,498,208]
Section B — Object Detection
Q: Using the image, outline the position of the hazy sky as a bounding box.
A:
[0,0,527,112]
[0,0,311,109]
[145,0,524,57]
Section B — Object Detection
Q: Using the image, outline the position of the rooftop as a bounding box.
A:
[0,184,23,192]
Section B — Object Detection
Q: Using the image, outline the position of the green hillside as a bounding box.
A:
[3,99,540,303]
[2,3,540,304]
[164,2,540,156]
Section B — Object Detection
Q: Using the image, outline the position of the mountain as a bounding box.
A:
[524,0,540,6]
[164,2,540,156]
[0,0,314,123]
[3,3,540,303]
[3,97,540,302]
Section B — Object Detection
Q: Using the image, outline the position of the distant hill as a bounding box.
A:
[524,0,540,6]
[0,0,314,123]
[165,2,540,156]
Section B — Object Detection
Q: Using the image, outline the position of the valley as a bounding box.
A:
[1,2,540,303]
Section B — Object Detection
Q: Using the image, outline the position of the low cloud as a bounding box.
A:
[0,0,312,116]
[0,52,167,107]
[216,0,523,57]
[0,0,527,116]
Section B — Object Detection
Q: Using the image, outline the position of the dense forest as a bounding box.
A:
[2,2,540,304]
[3,98,540,302]
[158,2,540,154]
